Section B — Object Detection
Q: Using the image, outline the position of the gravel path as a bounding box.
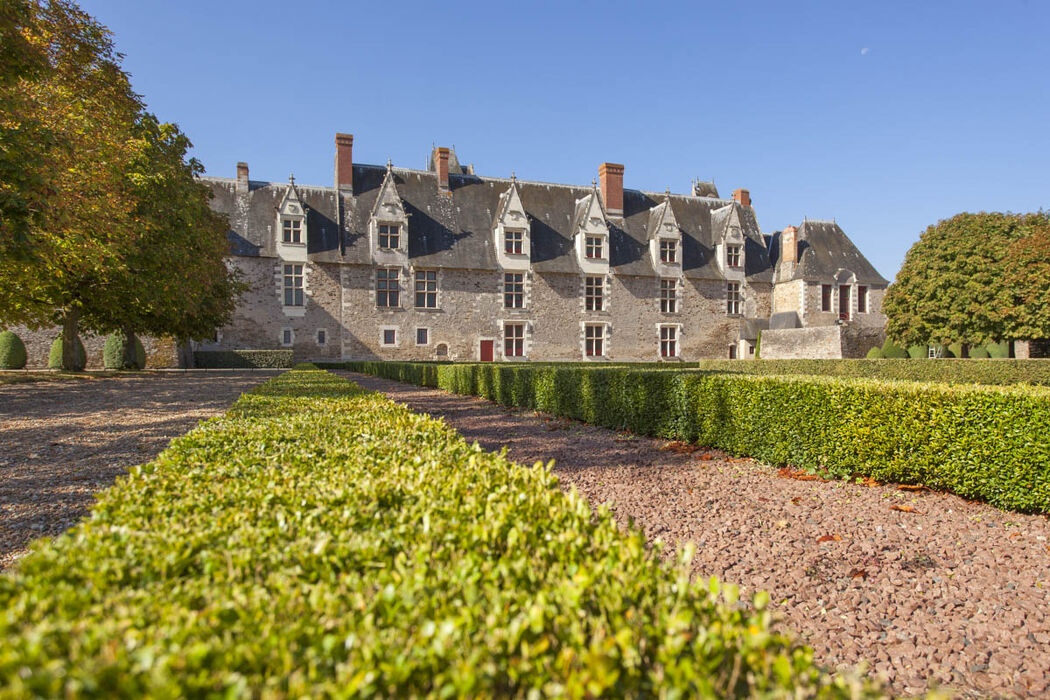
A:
[0,372,270,569]
[336,371,1050,699]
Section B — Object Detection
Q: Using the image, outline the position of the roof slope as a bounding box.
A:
[769,220,888,286]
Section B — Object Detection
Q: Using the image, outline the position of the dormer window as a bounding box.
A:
[727,244,742,268]
[586,236,604,259]
[282,219,302,244]
[660,239,677,264]
[505,229,524,255]
[378,224,400,249]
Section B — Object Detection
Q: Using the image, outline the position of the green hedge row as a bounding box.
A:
[694,358,1050,386]
[0,369,880,697]
[193,349,294,368]
[339,362,1050,514]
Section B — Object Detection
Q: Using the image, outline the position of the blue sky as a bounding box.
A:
[80,0,1049,280]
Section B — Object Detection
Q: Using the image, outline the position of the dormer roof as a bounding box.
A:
[572,184,609,235]
[369,163,407,222]
[492,176,527,230]
[647,194,681,239]
[277,176,305,217]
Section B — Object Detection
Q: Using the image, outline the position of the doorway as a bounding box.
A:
[479,339,494,362]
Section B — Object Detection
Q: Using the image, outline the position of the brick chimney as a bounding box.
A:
[436,147,450,191]
[780,225,798,265]
[335,133,353,191]
[732,188,751,207]
[236,162,249,193]
[599,162,624,215]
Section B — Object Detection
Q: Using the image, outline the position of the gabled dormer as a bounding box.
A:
[493,174,531,271]
[276,175,307,263]
[712,203,746,279]
[369,161,408,266]
[573,182,610,274]
[648,192,682,277]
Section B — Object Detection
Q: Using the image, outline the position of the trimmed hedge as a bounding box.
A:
[0,331,27,369]
[692,358,1050,386]
[0,369,880,697]
[342,362,1050,514]
[47,334,86,370]
[193,349,294,368]
[103,331,146,370]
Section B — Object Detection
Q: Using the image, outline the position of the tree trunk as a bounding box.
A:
[61,306,80,371]
[122,326,138,369]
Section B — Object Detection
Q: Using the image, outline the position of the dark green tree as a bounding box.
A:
[884,213,1034,346]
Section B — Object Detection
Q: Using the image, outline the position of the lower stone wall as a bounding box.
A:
[761,326,844,360]
[5,325,181,369]
[761,324,886,360]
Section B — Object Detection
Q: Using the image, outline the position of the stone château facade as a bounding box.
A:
[198,133,889,363]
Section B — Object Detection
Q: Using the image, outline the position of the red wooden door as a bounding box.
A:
[480,340,494,362]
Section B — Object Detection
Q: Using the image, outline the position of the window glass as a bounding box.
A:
[505,229,524,255]
[660,278,677,313]
[283,264,303,306]
[414,270,437,308]
[377,268,400,307]
[282,219,302,244]
[727,244,741,268]
[317,329,326,346]
[378,224,400,249]
[416,328,429,345]
[504,323,525,357]
[585,276,604,311]
[585,236,603,259]
[382,329,396,345]
[726,282,741,315]
[504,272,524,309]
[585,324,604,357]
[660,239,677,263]
[660,325,677,357]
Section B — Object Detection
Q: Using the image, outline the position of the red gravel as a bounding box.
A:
[336,371,1050,699]
[0,372,270,569]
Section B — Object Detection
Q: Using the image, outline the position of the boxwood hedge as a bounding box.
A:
[338,362,1050,514]
[193,349,294,368]
[0,369,880,698]
[692,359,1050,386]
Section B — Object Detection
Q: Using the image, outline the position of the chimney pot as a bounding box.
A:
[335,133,354,191]
[732,188,751,208]
[599,162,624,214]
[436,147,450,191]
[236,162,249,193]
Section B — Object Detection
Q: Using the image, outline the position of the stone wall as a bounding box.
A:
[6,325,180,369]
[760,326,845,360]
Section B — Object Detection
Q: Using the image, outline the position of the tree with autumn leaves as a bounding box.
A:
[884,211,1050,349]
[0,0,242,369]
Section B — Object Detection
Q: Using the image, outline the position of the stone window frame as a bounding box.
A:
[316,328,327,347]
[501,320,529,360]
[858,285,869,313]
[726,281,742,316]
[582,322,609,359]
[659,238,678,264]
[726,243,742,269]
[376,267,401,309]
[821,284,833,312]
[415,327,430,346]
[504,228,525,255]
[584,275,605,312]
[504,271,526,310]
[413,269,439,309]
[659,277,679,314]
[378,223,401,250]
[380,326,399,348]
[280,327,294,347]
[585,235,605,260]
[282,263,304,308]
[281,218,303,245]
[658,323,682,359]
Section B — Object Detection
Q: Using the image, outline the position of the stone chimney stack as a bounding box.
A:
[780,225,798,265]
[732,188,751,207]
[236,162,249,193]
[335,133,354,191]
[436,147,450,191]
[599,162,624,215]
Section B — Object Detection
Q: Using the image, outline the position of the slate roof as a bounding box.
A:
[768,220,889,286]
[739,317,770,341]
[203,164,775,281]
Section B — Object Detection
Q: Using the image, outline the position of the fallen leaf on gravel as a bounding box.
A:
[698,453,714,461]
[1009,532,1021,539]
[757,497,770,502]
[849,568,868,579]
[778,467,824,482]
[790,497,803,506]
[890,505,921,514]
[728,457,752,464]
[816,535,843,542]
[659,441,700,454]
[859,477,881,487]
[897,484,926,492]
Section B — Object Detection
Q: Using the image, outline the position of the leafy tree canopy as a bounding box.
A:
[884,212,1050,346]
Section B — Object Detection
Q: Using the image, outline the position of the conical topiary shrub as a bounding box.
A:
[865,346,883,359]
[48,333,87,371]
[0,331,27,369]
[103,330,146,370]
[881,341,909,359]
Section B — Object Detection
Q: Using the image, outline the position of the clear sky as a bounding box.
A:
[79,0,1049,280]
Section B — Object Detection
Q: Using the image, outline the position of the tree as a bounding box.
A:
[883,212,1033,346]
[0,1,242,368]
[1003,212,1050,341]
